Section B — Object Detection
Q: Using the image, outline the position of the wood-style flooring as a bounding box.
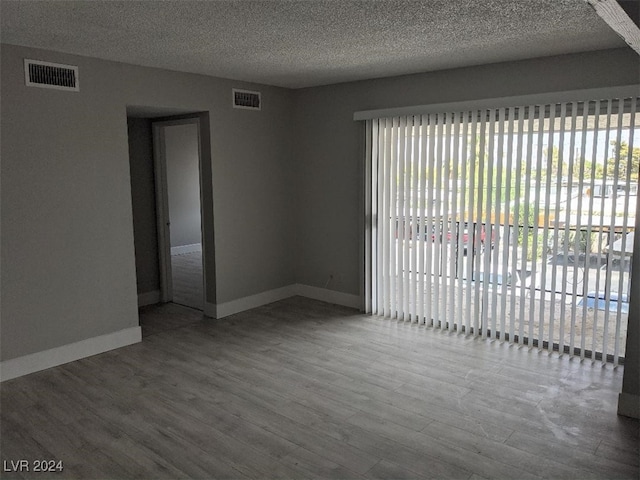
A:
[1,296,638,479]
[171,251,203,310]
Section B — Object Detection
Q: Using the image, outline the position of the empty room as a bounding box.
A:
[1,1,639,479]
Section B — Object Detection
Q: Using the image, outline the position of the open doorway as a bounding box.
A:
[153,118,205,311]
[127,107,215,329]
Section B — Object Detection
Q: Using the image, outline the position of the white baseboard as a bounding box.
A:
[171,243,201,255]
[0,284,359,380]
[138,290,161,307]
[215,285,298,318]
[0,326,142,382]
[294,284,361,309]
[204,302,217,318]
[618,392,640,419]
[213,284,361,319]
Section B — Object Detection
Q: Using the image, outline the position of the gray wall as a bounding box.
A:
[127,117,160,295]
[165,122,202,248]
[290,47,640,414]
[1,43,295,361]
[2,38,638,408]
[292,48,640,298]
[621,191,640,405]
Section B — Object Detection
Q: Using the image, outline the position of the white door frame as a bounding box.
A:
[152,117,206,305]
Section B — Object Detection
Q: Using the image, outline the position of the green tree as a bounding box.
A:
[517,203,544,261]
[606,141,640,180]
[542,146,566,178]
[582,160,605,179]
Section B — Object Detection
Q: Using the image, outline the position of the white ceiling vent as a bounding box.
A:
[232,88,261,110]
[24,59,79,91]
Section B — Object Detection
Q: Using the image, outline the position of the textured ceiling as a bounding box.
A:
[0,0,628,89]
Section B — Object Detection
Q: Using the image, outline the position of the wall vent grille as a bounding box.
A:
[24,59,79,91]
[233,88,261,110]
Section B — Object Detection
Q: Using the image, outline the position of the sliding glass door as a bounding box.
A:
[365,97,638,363]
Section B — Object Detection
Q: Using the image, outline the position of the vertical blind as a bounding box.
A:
[365,97,638,363]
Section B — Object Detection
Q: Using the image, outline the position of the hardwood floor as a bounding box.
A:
[1,297,638,479]
[171,251,203,310]
[139,302,204,338]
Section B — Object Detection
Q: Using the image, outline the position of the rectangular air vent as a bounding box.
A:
[24,59,79,91]
[232,88,261,110]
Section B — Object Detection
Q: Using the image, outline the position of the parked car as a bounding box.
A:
[395,219,497,254]
[442,221,497,254]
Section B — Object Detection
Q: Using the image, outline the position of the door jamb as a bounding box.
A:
[152,118,206,305]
